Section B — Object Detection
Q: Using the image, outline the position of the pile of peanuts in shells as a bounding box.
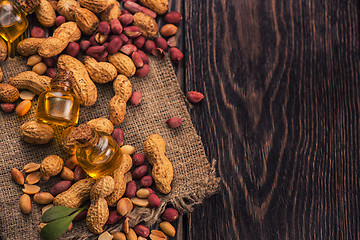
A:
[0,0,209,239]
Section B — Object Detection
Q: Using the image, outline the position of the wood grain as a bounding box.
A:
[181,0,360,239]
[23,0,360,238]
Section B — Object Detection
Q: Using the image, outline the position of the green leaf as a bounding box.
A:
[40,214,74,240]
[42,206,80,223]
[40,208,84,240]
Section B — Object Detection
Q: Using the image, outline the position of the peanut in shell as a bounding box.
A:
[75,7,100,35]
[139,0,168,15]
[108,53,136,77]
[0,83,19,103]
[19,121,54,144]
[133,12,158,39]
[40,155,64,180]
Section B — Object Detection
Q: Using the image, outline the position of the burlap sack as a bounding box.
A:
[0,56,220,239]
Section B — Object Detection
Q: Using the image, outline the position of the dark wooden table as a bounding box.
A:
[171,0,360,239]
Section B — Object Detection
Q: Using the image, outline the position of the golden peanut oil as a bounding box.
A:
[0,0,28,43]
[37,92,80,126]
[76,131,123,179]
[36,69,80,127]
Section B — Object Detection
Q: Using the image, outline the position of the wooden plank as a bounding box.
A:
[184,0,360,239]
[168,0,185,88]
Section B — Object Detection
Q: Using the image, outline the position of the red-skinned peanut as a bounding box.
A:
[135,64,150,77]
[140,175,153,188]
[132,153,145,166]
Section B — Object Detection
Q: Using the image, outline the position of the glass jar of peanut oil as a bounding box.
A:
[36,69,80,127]
[72,124,123,179]
[0,0,39,42]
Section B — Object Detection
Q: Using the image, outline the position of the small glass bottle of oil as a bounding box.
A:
[72,124,123,179]
[36,69,80,127]
[0,0,40,43]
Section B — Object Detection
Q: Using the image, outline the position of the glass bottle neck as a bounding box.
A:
[7,0,24,13]
[13,0,39,14]
[78,131,99,148]
[51,86,70,91]
[50,79,72,91]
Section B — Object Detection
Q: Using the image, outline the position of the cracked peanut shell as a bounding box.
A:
[100,0,122,22]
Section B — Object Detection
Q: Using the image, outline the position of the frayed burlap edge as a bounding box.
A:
[0,55,220,240]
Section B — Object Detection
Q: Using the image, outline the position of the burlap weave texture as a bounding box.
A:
[0,56,219,239]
